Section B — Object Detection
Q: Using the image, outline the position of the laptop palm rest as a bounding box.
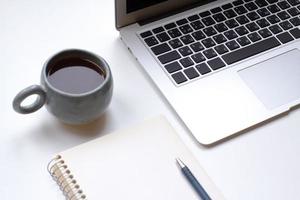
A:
[238,49,300,110]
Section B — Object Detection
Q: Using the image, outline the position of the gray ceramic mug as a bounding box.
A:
[13,49,113,124]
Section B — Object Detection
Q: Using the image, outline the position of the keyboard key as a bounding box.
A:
[233,0,244,6]
[190,20,204,30]
[222,37,280,64]
[213,34,228,44]
[278,1,291,9]
[140,31,152,38]
[214,23,228,32]
[184,67,200,79]
[290,28,300,38]
[203,49,218,59]
[202,38,216,48]
[211,7,222,13]
[247,11,260,21]
[245,2,259,11]
[179,46,193,56]
[248,32,262,42]
[165,23,177,30]
[224,30,239,40]
[199,11,211,17]
[246,22,260,31]
[287,0,300,6]
[266,0,279,4]
[164,61,182,73]
[157,32,171,42]
[258,28,272,38]
[168,28,182,38]
[225,19,239,28]
[190,42,204,52]
[213,13,227,22]
[172,72,187,84]
[179,24,193,34]
[237,36,251,46]
[277,11,290,20]
[158,50,181,64]
[267,15,281,24]
[169,39,183,49]
[191,52,206,63]
[234,6,248,15]
[151,43,171,55]
[202,17,216,26]
[268,5,281,13]
[279,20,293,30]
[226,40,240,50]
[196,63,212,75]
[180,35,195,45]
[287,7,300,16]
[192,30,206,40]
[255,0,268,7]
[236,15,250,24]
[153,27,164,34]
[208,57,226,70]
[176,18,188,26]
[235,26,249,36]
[180,57,194,67]
[144,36,159,47]
[188,14,200,21]
[290,17,300,26]
[276,32,294,43]
[269,24,283,34]
[257,8,271,17]
[222,3,234,10]
[256,18,270,28]
[224,9,238,18]
[203,27,217,36]
[215,44,229,54]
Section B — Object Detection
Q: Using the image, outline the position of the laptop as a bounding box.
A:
[115,0,300,145]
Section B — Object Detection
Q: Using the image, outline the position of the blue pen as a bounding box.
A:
[176,158,212,200]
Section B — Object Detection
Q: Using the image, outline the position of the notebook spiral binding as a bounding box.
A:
[47,155,87,200]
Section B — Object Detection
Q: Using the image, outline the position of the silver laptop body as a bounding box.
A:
[115,0,300,145]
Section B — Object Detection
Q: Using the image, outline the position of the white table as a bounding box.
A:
[1,1,300,199]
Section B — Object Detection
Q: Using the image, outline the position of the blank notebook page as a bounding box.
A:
[54,116,225,200]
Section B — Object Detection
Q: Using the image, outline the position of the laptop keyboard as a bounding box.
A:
[139,0,300,85]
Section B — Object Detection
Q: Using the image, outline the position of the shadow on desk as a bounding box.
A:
[203,104,300,148]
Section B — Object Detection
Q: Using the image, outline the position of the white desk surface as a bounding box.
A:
[1,1,299,199]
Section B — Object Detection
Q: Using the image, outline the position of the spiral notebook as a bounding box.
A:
[48,116,225,200]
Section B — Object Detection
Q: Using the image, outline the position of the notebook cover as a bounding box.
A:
[50,116,225,199]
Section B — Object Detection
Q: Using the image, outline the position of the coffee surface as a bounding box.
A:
[47,58,105,94]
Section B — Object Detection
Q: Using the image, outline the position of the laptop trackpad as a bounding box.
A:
[238,49,300,110]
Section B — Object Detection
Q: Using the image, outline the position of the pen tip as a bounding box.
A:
[176,158,186,168]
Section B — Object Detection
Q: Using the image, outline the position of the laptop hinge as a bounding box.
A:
[138,0,217,26]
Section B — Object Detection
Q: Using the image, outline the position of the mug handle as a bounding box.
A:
[13,85,46,114]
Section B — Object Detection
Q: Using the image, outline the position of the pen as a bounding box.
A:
[176,158,212,200]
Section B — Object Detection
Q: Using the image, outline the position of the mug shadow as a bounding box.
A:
[21,112,112,152]
[57,113,109,138]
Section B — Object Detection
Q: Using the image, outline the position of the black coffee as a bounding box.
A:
[47,57,106,94]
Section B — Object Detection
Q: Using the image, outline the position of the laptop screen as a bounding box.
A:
[116,0,207,29]
[127,0,168,13]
